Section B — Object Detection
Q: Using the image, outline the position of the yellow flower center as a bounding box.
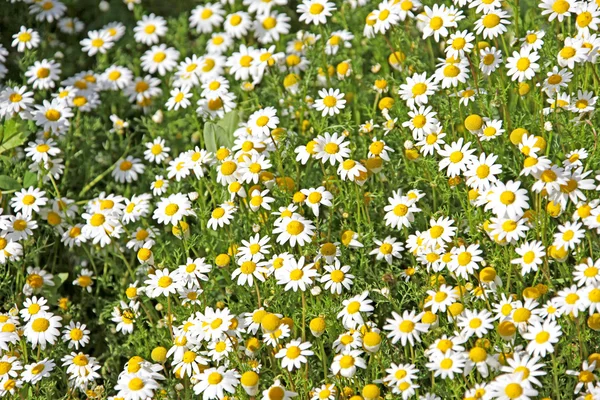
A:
[429,16,443,30]
[482,14,500,28]
[310,3,325,14]
[45,109,61,121]
[552,0,570,13]
[449,151,463,163]
[339,355,355,368]
[323,95,337,108]
[32,318,50,332]
[285,346,301,359]
[286,221,304,235]
[157,276,173,288]
[412,83,427,96]
[153,52,166,63]
[90,213,105,227]
[505,383,523,399]
[70,328,84,340]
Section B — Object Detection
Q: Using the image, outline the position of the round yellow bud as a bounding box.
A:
[448,302,464,317]
[477,41,490,50]
[215,254,230,268]
[151,346,167,363]
[518,82,530,96]
[588,314,600,331]
[479,267,496,283]
[497,320,516,338]
[546,201,562,217]
[362,384,380,400]
[405,148,420,160]
[309,317,326,335]
[588,353,600,366]
[388,51,406,66]
[241,371,259,387]
[522,287,541,299]
[421,310,438,324]
[509,128,528,145]
[261,313,280,332]
[464,114,483,131]
[378,97,395,110]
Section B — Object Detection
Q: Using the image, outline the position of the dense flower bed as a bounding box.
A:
[1,0,600,398]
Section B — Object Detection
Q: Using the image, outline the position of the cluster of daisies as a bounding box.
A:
[1,0,600,398]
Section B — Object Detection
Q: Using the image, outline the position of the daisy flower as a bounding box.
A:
[448,244,483,279]
[331,350,367,378]
[540,0,574,21]
[133,13,167,45]
[275,256,318,292]
[301,186,333,217]
[512,241,546,275]
[457,309,494,338]
[80,30,114,56]
[321,261,354,294]
[11,187,47,216]
[438,139,477,177]
[207,203,236,230]
[370,236,404,264]
[418,4,456,42]
[297,0,336,25]
[189,3,225,33]
[248,106,279,136]
[313,88,346,117]
[12,26,40,52]
[273,213,315,247]
[144,268,182,298]
[314,131,351,165]
[425,284,458,313]
[144,137,170,164]
[262,380,297,400]
[141,44,180,76]
[488,373,538,400]
[232,259,268,287]
[426,351,466,380]
[371,0,401,34]
[112,156,145,183]
[20,296,49,322]
[384,310,428,346]
[552,221,584,251]
[152,193,195,226]
[338,291,374,329]
[485,180,530,220]
[522,320,562,357]
[22,358,55,384]
[275,339,314,371]
[555,284,587,317]
[399,72,438,107]
[506,48,540,82]
[62,321,90,350]
[479,46,503,75]
[224,11,253,39]
[0,86,34,116]
[423,216,456,248]
[474,10,511,39]
[24,312,62,349]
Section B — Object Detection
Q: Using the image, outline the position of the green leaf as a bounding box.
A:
[0,131,29,154]
[203,122,219,153]
[56,272,70,287]
[23,171,37,188]
[216,111,239,148]
[0,119,18,143]
[0,175,20,191]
